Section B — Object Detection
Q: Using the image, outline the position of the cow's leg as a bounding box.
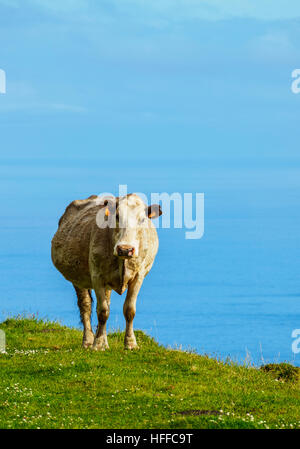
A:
[74,285,94,348]
[123,275,143,350]
[93,285,111,351]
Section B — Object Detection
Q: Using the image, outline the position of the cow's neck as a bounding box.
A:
[117,258,139,295]
[117,259,126,295]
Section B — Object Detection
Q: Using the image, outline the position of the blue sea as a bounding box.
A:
[1,156,300,366]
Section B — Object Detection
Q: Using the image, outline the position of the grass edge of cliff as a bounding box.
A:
[0,316,299,429]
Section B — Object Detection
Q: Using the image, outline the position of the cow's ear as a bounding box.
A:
[146,204,162,219]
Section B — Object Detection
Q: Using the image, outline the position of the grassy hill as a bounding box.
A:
[0,316,299,429]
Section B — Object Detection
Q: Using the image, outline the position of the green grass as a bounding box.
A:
[0,316,299,429]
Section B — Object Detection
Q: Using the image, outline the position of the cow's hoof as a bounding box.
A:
[124,336,139,350]
[92,345,108,351]
[92,336,109,351]
[82,332,94,349]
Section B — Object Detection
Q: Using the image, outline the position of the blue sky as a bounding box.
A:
[0,1,300,163]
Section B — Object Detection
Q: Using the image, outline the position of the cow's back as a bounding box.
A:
[51,196,101,288]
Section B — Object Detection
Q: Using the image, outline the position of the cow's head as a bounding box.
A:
[102,194,162,259]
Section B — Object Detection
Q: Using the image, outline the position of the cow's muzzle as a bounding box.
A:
[116,245,135,258]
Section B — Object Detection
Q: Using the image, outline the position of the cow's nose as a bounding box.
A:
[117,245,135,258]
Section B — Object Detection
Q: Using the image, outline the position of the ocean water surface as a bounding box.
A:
[1,156,300,366]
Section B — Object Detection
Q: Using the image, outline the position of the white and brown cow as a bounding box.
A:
[51,193,162,350]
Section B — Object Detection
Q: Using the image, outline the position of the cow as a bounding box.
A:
[51,193,162,351]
